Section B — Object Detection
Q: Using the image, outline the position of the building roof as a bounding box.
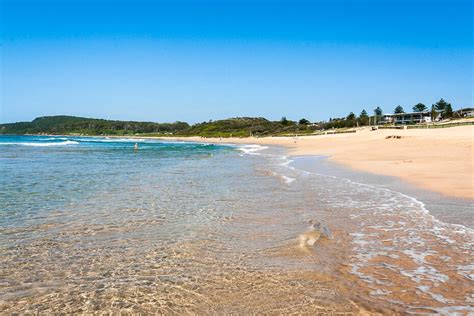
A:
[383,111,430,117]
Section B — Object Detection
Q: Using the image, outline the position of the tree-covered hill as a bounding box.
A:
[0,115,318,137]
[0,116,189,135]
[178,117,311,137]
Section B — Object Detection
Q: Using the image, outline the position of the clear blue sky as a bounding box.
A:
[0,0,472,123]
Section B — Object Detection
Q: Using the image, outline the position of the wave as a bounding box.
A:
[72,137,148,143]
[272,171,296,184]
[41,137,69,141]
[237,144,269,155]
[0,140,79,147]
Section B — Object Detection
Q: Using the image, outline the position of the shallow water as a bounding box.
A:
[288,154,474,314]
[0,135,472,313]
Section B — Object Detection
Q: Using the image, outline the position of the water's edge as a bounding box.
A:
[288,154,474,229]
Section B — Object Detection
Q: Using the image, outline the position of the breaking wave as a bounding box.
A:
[0,140,79,147]
[237,144,269,155]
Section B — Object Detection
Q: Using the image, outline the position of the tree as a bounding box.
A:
[298,118,310,125]
[444,103,453,118]
[433,98,453,118]
[345,112,356,127]
[431,105,438,121]
[280,116,289,126]
[373,107,383,126]
[359,109,369,126]
[412,103,427,112]
[433,98,450,111]
[394,105,405,114]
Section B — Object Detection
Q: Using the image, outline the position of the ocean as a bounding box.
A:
[0,135,472,313]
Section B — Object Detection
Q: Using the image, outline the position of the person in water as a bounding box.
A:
[134,143,138,151]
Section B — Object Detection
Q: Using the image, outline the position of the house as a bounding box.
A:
[378,111,433,125]
[455,107,474,117]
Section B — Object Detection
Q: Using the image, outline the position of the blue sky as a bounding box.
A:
[1,0,472,123]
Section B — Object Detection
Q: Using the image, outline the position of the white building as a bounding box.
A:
[455,107,474,117]
[378,111,432,125]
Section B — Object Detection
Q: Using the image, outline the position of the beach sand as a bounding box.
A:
[161,125,474,200]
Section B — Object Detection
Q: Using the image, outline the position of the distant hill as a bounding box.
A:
[178,117,306,137]
[0,116,189,135]
[0,115,318,137]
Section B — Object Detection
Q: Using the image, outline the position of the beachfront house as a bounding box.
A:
[378,111,432,125]
[455,107,474,117]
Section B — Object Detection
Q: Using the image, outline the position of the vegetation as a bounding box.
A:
[373,106,383,125]
[413,103,427,112]
[394,105,405,114]
[374,107,383,116]
[433,98,453,118]
[177,117,318,137]
[321,112,359,129]
[0,116,189,135]
[0,116,318,137]
[359,109,369,126]
[298,118,310,125]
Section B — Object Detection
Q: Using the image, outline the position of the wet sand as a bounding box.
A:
[160,125,474,200]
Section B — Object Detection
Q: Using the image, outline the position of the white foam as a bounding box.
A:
[456,264,474,281]
[417,285,451,304]
[237,144,269,155]
[0,140,79,147]
[266,170,296,184]
[278,156,294,167]
[74,137,148,143]
[279,174,295,184]
[42,137,69,141]
[370,289,391,296]
[428,305,474,315]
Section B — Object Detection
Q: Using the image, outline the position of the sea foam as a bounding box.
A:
[237,144,269,155]
[0,140,79,147]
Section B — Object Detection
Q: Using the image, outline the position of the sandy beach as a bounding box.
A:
[162,125,474,200]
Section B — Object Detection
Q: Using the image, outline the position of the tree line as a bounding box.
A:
[0,116,190,135]
[321,98,456,129]
[0,98,462,137]
[0,116,321,137]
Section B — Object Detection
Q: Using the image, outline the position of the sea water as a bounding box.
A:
[0,135,472,313]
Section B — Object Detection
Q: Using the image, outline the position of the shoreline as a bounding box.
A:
[4,128,472,200]
[155,125,474,200]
